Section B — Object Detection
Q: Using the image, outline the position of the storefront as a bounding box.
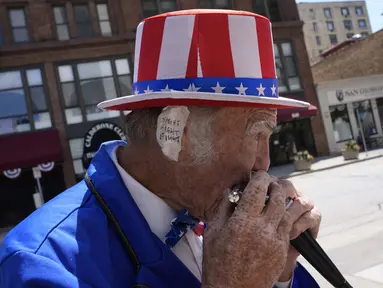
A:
[270,106,318,166]
[54,57,132,182]
[0,129,66,228]
[316,74,383,154]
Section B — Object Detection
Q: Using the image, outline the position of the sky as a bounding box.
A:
[296,0,383,32]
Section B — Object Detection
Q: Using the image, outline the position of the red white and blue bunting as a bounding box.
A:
[38,162,55,172]
[3,168,22,179]
[2,162,55,179]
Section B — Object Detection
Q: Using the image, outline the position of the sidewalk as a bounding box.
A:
[269,148,383,179]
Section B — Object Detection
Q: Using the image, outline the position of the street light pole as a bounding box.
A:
[356,106,368,156]
[32,167,45,208]
[35,177,45,205]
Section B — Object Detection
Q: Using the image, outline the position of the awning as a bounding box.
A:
[277,105,318,122]
[0,129,63,171]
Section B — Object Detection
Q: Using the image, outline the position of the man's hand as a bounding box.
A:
[201,171,314,288]
[277,179,322,282]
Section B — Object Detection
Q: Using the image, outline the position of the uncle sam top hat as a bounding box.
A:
[98,9,310,110]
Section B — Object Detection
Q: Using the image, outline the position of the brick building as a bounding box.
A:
[312,30,383,154]
[0,0,327,229]
[298,1,372,65]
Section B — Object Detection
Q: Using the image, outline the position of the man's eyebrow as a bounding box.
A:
[246,118,276,135]
[263,119,276,132]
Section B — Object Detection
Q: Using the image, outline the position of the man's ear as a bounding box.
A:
[155,106,191,162]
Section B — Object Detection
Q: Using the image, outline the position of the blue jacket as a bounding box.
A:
[0,141,319,287]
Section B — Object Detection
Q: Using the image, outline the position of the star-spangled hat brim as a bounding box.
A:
[98,90,310,111]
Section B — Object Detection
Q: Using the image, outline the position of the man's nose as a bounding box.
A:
[252,152,270,172]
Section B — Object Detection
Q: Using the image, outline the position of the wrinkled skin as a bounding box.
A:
[202,172,321,288]
[119,107,322,287]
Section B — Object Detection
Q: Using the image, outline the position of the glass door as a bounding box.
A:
[353,100,378,137]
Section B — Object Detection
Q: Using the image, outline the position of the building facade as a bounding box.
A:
[0,0,327,229]
[312,30,383,154]
[298,1,372,64]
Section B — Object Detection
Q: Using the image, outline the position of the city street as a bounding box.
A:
[291,157,383,287]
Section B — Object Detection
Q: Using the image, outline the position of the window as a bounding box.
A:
[159,0,178,12]
[53,6,70,40]
[316,36,321,46]
[329,105,353,142]
[96,3,112,36]
[58,58,132,124]
[355,6,364,16]
[8,8,29,43]
[347,32,354,39]
[309,8,315,19]
[323,7,332,18]
[0,25,4,45]
[361,32,369,38]
[327,21,334,31]
[343,20,353,30]
[341,7,349,16]
[353,100,377,137]
[313,22,318,32]
[69,138,85,177]
[141,0,177,18]
[0,68,52,135]
[329,34,338,45]
[274,42,301,93]
[358,19,367,29]
[252,0,281,22]
[200,0,231,9]
[141,0,158,17]
[266,0,281,22]
[253,0,267,17]
[73,5,92,37]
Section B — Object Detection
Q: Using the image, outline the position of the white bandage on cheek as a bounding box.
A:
[156,106,190,161]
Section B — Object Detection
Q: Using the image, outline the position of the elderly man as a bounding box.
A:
[0,10,320,288]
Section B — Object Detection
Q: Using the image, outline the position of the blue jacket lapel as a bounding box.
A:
[86,141,200,287]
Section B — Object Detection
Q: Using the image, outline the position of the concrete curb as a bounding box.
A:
[281,154,383,179]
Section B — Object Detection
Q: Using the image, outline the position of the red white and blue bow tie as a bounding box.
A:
[165,209,207,248]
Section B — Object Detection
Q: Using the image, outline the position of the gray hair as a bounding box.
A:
[185,107,218,165]
[125,107,275,165]
[124,107,219,165]
[124,107,163,144]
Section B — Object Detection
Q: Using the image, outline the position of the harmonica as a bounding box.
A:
[228,183,293,208]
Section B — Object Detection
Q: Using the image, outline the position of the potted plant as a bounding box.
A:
[294,151,314,171]
[342,140,360,160]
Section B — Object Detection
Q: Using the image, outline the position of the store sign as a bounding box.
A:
[82,122,126,169]
[329,85,383,104]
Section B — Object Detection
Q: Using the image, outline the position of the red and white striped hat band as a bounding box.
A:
[98,10,310,110]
